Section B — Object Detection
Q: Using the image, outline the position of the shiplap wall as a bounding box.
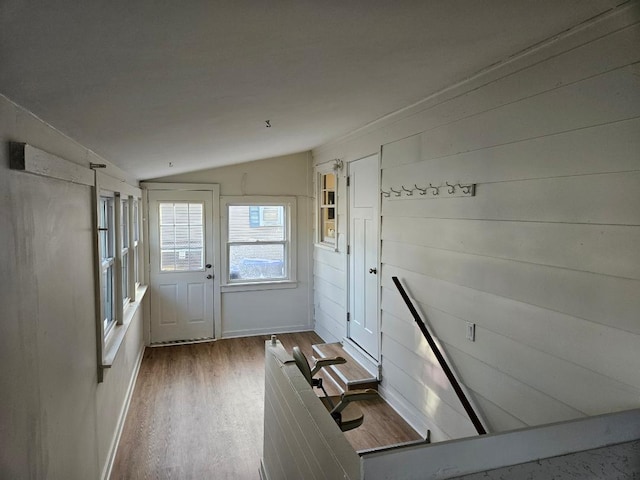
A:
[312,5,640,441]
[262,340,360,480]
[313,165,349,344]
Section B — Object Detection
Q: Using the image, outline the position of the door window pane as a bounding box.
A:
[159,202,205,271]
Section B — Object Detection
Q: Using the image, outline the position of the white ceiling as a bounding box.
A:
[0,0,624,179]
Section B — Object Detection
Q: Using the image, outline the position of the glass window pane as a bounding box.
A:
[133,200,139,242]
[122,252,129,302]
[161,250,176,271]
[229,244,285,281]
[121,200,129,248]
[103,266,115,331]
[228,205,285,242]
[174,204,189,224]
[159,202,205,272]
[160,203,175,224]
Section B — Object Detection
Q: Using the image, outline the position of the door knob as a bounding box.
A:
[369,268,377,274]
[206,264,212,269]
[206,274,213,279]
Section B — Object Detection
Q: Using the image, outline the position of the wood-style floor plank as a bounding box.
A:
[111,332,421,479]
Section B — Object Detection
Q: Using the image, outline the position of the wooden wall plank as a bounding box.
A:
[382,216,640,280]
[381,271,640,391]
[472,394,527,433]
[383,241,640,334]
[381,330,469,419]
[314,304,345,343]
[313,247,345,271]
[316,7,640,166]
[379,24,640,169]
[314,277,346,307]
[383,171,640,225]
[402,304,640,415]
[362,409,640,480]
[445,346,585,426]
[382,117,640,188]
[382,305,632,425]
[313,260,346,289]
[417,65,640,163]
[381,357,476,441]
[314,292,344,325]
[263,344,360,480]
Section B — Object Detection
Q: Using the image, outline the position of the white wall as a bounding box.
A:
[312,4,640,442]
[0,95,146,479]
[150,152,314,338]
[262,340,360,480]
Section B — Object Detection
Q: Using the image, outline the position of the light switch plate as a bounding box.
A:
[466,322,476,342]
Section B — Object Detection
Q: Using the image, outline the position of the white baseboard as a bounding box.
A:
[341,338,379,378]
[378,383,445,441]
[222,324,312,339]
[101,344,146,480]
[314,323,340,344]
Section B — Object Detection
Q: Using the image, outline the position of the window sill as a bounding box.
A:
[221,281,297,293]
[102,284,148,368]
[314,242,339,253]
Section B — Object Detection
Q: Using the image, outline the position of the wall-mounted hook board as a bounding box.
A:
[381,182,475,199]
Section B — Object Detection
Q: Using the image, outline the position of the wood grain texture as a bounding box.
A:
[110,332,420,479]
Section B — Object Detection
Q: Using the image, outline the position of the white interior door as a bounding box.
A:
[148,190,215,343]
[348,154,380,359]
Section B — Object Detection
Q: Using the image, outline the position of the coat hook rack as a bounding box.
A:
[401,185,414,196]
[460,184,473,194]
[414,184,427,195]
[390,187,402,197]
[446,181,456,194]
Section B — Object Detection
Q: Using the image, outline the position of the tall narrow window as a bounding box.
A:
[121,197,130,305]
[132,198,140,287]
[318,172,336,246]
[99,195,116,334]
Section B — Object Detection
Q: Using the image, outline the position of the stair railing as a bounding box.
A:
[392,276,487,435]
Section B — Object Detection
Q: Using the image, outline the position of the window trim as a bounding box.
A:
[99,192,117,336]
[315,162,339,252]
[94,170,145,381]
[221,196,297,291]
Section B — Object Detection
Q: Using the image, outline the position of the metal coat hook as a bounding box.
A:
[429,183,440,196]
[461,184,472,194]
[381,189,391,198]
[402,185,414,196]
[446,181,456,194]
[414,184,427,195]
[390,187,402,197]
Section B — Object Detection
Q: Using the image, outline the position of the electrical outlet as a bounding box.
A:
[466,322,476,342]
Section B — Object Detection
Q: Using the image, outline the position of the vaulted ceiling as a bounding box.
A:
[0,0,624,179]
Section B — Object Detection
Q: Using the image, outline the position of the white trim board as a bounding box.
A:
[361,408,640,480]
[100,343,146,480]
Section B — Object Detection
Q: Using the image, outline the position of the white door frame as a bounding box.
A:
[345,153,382,371]
[141,182,221,343]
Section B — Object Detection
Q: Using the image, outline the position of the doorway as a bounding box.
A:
[347,154,380,360]
[147,186,219,343]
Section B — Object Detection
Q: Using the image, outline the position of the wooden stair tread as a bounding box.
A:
[312,343,378,392]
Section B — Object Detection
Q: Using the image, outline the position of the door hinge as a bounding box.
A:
[346,176,350,187]
[347,312,350,322]
[347,245,350,255]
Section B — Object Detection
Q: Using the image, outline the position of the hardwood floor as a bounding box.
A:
[111,332,420,479]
